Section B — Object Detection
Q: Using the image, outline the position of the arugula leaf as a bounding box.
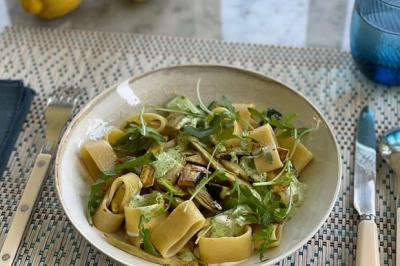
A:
[238,186,288,224]
[138,214,160,256]
[248,107,309,138]
[222,184,286,260]
[115,152,157,173]
[139,107,165,144]
[222,95,240,121]
[248,107,264,121]
[183,111,232,139]
[113,123,164,157]
[207,100,220,110]
[86,153,156,223]
[253,224,276,261]
[86,171,115,224]
[196,78,213,115]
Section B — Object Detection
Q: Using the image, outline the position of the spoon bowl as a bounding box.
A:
[379,128,400,266]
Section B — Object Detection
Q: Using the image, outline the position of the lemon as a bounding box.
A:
[20,0,81,19]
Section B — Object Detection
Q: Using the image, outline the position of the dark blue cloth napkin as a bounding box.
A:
[0,80,35,177]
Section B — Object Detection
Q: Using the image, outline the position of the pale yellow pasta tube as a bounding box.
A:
[151,200,206,258]
[93,173,142,233]
[80,140,117,180]
[92,196,124,233]
[105,128,125,145]
[125,112,167,132]
[105,234,195,266]
[198,225,252,264]
[249,124,283,172]
[233,103,255,128]
[278,137,314,173]
[124,192,166,237]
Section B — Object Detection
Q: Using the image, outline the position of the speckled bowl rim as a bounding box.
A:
[55,64,342,266]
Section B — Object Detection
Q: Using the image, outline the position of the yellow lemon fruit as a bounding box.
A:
[21,0,81,19]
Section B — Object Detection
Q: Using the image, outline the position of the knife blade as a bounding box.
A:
[354,106,376,217]
[354,106,380,266]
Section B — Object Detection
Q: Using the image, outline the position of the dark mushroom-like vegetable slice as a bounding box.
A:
[140,165,155,187]
[186,153,208,166]
[164,164,184,184]
[178,164,208,187]
[188,187,222,212]
[220,160,248,181]
[189,137,236,182]
[277,147,289,161]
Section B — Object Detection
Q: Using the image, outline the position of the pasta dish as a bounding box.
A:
[80,81,314,265]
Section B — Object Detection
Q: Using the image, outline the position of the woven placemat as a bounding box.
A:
[0,26,398,266]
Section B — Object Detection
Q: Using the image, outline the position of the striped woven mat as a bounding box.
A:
[0,26,398,266]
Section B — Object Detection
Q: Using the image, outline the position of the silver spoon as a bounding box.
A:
[379,128,400,266]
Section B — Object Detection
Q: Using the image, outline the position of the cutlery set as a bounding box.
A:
[354,107,400,266]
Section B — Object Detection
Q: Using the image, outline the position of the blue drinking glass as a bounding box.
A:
[351,0,400,85]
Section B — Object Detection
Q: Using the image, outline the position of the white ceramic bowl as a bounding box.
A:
[55,65,342,265]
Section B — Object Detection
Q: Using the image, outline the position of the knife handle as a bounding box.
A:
[356,219,380,266]
[0,153,52,266]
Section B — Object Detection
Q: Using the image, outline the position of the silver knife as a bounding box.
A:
[354,106,380,266]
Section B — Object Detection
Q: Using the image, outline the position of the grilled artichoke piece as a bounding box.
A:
[178,164,208,187]
[220,160,248,181]
[186,153,208,166]
[181,150,198,157]
[188,187,222,212]
[140,165,155,187]
[164,164,184,184]
[189,138,236,182]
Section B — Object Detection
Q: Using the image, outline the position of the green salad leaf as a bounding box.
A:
[166,95,203,115]
[157,177,186,196]
[222,95,240,121]
[183,111,233,140]
[139,214,160,256]
[252,224,276,261]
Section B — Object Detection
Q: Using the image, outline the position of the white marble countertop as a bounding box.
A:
[1,0,353,50]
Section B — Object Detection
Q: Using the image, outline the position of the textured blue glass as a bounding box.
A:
[351,0,400,85]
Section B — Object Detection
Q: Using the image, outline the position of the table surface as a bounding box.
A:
[1,0,354,51]
[0,26,398,266]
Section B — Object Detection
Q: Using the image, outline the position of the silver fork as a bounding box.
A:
[0,92,77,266]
